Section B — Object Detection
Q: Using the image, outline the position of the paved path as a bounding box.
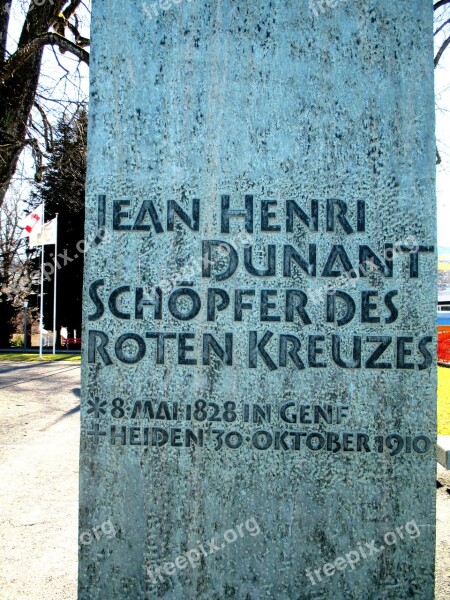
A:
[0,361,449,599]
[0,362,80,600]
[436,464,450,599]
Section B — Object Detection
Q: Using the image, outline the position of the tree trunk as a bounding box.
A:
[0,1,67,206]
[0,52,44,204]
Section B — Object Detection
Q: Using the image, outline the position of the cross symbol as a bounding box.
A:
[86,423,107,444]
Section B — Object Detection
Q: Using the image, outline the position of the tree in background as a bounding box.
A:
[435,1,450,166]
[435,1,450,68]
[31,107,87,344]
[0,2,449,210]
[1,2,449,349]
[0,0,89,207]
[0,190,33,347]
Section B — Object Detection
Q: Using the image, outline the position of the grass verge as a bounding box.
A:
[0,353,81,362]
[438,366,450,435]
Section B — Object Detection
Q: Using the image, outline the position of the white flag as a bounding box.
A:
[29,218,57,247]
[20,204,43,237]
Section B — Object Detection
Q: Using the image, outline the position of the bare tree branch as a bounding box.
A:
[0,192,34,346]
[0,32,89,84]
[434,0,450,11]
[435,35,450,66]
[435,18,450,36]
[0,0,13,65]
[66,20,90,47]
[0,1,89,206]
[62,0,84,21]
[34,102,54,152]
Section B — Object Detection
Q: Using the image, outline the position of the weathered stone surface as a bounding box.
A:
[79,1,437,598]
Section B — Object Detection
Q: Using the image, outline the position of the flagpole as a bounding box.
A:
[39,201,45,359]
[52,214,58,355]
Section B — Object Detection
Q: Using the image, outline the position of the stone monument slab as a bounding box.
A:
[80,1,437,598]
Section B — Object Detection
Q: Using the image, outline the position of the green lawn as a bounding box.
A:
[438,366,450,435]
[0,353,80,362]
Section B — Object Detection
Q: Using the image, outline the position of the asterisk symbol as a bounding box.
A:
[87,397,107,418]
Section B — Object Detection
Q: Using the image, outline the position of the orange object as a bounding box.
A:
[438,331,450,363]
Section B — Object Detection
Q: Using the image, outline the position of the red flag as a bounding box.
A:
[20,204,43,237]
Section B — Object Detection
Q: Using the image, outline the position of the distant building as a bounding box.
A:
[438,291,450,333]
